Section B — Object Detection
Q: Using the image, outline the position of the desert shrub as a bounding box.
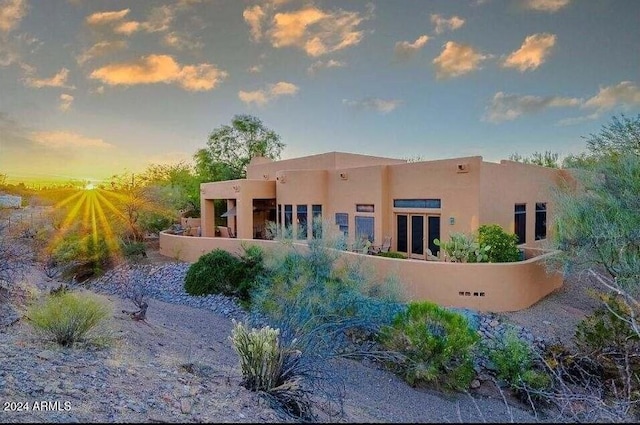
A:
[379,301,479,391]
[184,249,242,297]
[574,292,640,394]
[120,240,147,261]
[477,224,520,263]
[487,329,550,397]
[236,244,266,301]
[230,320,313,420]
[434,232,489,263]
[28,291,111,347]
[138,211,174,235]
[377,251,407,259]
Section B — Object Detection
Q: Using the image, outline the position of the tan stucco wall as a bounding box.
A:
[246,152,406,181]
[478,161,571,245]
[159,232,563,312]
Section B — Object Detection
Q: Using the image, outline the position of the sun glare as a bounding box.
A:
[84,183,95,190]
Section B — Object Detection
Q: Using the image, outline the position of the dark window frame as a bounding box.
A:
[393,199,442,209]
[335,212,348,237]
[356,204,375,213]
[535,202,547,241]
[514,203,526,244]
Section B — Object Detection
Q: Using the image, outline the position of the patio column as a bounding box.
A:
[201,199,215,237]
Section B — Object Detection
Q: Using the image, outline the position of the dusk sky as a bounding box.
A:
[1,0,639,184]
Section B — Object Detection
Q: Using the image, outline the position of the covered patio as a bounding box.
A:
[200,179,276,240]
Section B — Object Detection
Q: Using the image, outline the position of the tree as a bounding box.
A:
[584,113,640,158]
[508,151,560,168]
[141,162,201,214]
[195,115,285,180]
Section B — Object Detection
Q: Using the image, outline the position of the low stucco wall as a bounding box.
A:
[159,232,563,312]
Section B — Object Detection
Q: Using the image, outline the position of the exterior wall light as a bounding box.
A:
[449,217,455,225]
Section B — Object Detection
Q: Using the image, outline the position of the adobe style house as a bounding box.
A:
[199,152,572,259]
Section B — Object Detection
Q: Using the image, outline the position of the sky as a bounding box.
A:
[1,0,639,185]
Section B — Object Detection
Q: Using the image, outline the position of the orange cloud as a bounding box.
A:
[23,68,73,88]
[523,0,570,12]
[394,35,429,61]
[58,94,74,112]
[114,21,140,35]
[31,130,114,149]
[583,81,640,111]
[430,14,465,35]
[502,33,556,71]
[89,54,227,91]
[249,4,371,57]
[86,9,131,26]
[0,0,27,33]
[238,81,299,106]
[76,40,127,65]
[433,41,488,79]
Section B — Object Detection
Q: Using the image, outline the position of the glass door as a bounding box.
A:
[410,215,424,259]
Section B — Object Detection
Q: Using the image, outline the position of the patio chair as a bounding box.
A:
[427,249,440,261]
[369,236,392,255]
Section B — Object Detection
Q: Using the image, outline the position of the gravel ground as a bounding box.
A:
[1,248,602,423]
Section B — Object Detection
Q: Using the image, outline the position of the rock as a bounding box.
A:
[180,398,192,414]
[37,350,56,361]
[489,320,500,328]
[470,379,481,389]
[543,320,552,325]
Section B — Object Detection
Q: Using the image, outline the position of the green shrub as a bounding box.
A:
[574,293,640,393]
[236,244,266,301]
[377,251,407,259]
[488,330,536,384]
[184,249,242,297]
[379,301,479,391]
[477,224,520,263]
[28,291,111,347]
[120,240,147,260]
[434,232,489,263]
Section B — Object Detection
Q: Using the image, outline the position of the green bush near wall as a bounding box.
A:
[477,224,521,263]
[379,301,479,391]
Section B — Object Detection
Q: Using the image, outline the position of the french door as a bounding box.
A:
[396,214,440,259]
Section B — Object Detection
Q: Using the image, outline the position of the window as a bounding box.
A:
[335,213,348,237]
[284,205,293,228]
[312,204,322,238]
[514,204,526,244]
[535,202,547,240]
[355,216,375,242]
[297,205,307,239]
[277,204,282,227]
[393,199,441,209]
[356,204,375,213]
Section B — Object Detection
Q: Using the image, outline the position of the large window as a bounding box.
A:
[335,213,348,237]
[355,216,375,242]
[535,202,547,240]
[284,204,293,228]
[514,204,526,244]
[393,199,441,209]
[297,205,307,239]
[312,204,322,238]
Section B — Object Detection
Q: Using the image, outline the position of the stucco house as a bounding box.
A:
[160,151,573,312]
[199,152,573,258]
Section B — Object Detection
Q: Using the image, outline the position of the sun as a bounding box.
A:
[84,183,96,190]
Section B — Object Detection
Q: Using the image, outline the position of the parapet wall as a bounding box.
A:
[159,232,563,312]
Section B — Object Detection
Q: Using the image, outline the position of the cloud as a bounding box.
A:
[430,14,465,35]
[86,9,131,26]
[58,94,74,112]
[0,0,27,33]
[243,5,266,42]
[342,97,402,114]
[433,41,488,79]
[76,40,127,65]
[89,54,227,91]
[307,58,346,75]
[522,0,570,12]
[247,64,262,73]
[142,4,174,33]
[583,81,640,112]
[238,81,299,106]
[484,91,581,123]
[31,130,114,149]
[394,35,429,62]
[0,32,39,67]
[245,3,373,57]
[23,68,74,88]
[162,31,203,51]
[502,33,556,71]
[114,21,140,35]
